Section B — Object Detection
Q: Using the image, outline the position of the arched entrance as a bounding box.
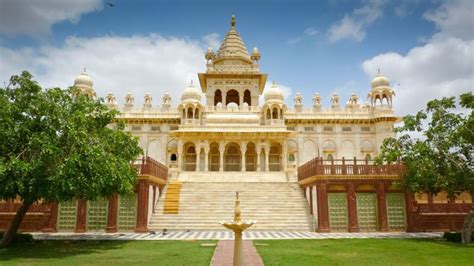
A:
[209,143,220,171]
[226,89,239,106]
[243,90,251,106]
[245,142,256,171]
[269,143,281,171]
[225,142,241,171]
[214,89,222,106]
[184,142,196,171]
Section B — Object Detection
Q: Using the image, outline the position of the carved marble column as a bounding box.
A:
[347,183,359,232]
[177,141,183,171]
[204,146,210,172]
[282,140,288,171]
[219,142,225,172]
[264,145,270,172]
[377,183,389,231]
[240,141,247,172]
[196,146,201,172]
[256,147,261,172]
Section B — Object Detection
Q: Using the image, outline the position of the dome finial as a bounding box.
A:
[231,14,236,29]
[190,80,194,86]
[377,68,381,75]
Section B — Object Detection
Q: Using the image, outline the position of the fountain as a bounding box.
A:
[221,192,256,266]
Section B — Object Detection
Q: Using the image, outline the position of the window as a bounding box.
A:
[288,154,295,162]
[326,154,334,160]
[304,127,314,132]
[323,126,333,132]
[287,126,295,131]
[361,126,371,132]
[170,154,177,161]
[365,154,371,161]
[131,126,141,131]
[342,126,352,132]
[170,126,178,130]
[151,126,160,132]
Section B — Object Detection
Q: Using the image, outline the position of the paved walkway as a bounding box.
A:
[210,240,263,266]
[32,231,443,241]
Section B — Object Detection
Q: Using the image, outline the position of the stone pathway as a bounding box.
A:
[31,231,443,241]
[210,240,263,266]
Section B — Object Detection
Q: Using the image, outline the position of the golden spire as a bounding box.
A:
[231,14,236,29]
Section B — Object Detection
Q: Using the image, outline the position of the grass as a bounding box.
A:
[0,240,216,266]
[255,238,474,266]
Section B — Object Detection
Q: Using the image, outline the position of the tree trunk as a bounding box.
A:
[0,200,33,248]
[462,207,474,245]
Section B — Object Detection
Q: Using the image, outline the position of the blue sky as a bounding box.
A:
[0,0,472,115]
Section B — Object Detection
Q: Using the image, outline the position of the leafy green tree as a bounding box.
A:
[377,92,473,244]
[0,72,142,247]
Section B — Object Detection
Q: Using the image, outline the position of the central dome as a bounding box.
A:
[181,81,201,102]
[371,72,390,88]
[265,82,284,102]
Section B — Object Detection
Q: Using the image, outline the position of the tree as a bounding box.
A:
[376,92,474,244]
[0,72,142,247]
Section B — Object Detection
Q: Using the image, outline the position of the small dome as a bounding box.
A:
[371,72,390,88]
[181,81,202,102]
[264,82,284,102]
[74,68,93,88]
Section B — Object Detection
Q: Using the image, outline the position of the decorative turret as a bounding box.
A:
[124,91,134,108]
[105,92,117,108]
[162,91,171,109]
[346,93,360,110]
[263,82,286,125]
[251,47,261,63]
[73,68,96,98]
[143,93,152,108]
[179,81,202,125]
[205,47,215,63]
[312,93,321,111]
[294,92,303,112]
[331,93,340,110]
[368,70,395,108]
[215,15,251,62]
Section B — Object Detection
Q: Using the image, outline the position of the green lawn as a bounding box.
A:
[255,239,474,266]
[0,240,216,266]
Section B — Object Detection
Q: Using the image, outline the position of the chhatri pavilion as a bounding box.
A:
[2,16,470,234]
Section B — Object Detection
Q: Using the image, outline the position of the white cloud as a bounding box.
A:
[0,34,208,106]
[304,27,319,37]
[202,33,220,51]
[0,0,103,36]
[328,0,386,42]
[287,27,319,45]
[362,0,474,116]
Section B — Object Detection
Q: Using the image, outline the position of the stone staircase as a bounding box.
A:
[163,181,182,214]
[149,181,314,231]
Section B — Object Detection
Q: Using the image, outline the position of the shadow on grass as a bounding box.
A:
[0,240,131,262]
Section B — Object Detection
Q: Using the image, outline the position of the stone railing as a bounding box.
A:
[297,157,404,181]
[416,203,473,214]
[133,156,168,181]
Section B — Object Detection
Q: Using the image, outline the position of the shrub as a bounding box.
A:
[0,232,34,244]
[442,231,474,243]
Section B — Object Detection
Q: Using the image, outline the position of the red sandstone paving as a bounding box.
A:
[211,240,264,266]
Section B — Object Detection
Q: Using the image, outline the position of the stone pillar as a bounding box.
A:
[282,140,287,171]
[75,199,87,233]
[316,183,330,232]
[240,141,247,172]
[177,141,183,171]
[377,183,389,231]
[309,186,313,215]
[256,149,261,171]
[106,193,118,233]
[265,145,270,172]
[196,147,201,172]
[135,180,149,233]
[347,183,359,232]
[219,142,225,172]
[204,146,210,172]
[42,202,58,232]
